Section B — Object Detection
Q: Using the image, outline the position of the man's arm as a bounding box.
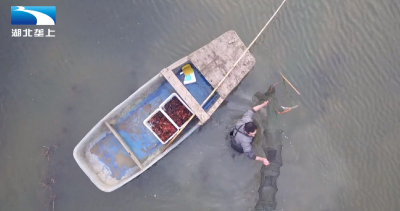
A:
[239,109,255,125]
[242,141,270,166]
[242,140,256,160]
[255,156,270,166]
[253,100,269,112]
[237,101,270,126]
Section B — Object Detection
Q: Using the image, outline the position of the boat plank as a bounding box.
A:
[160,68,210,124]
[189,30,256,99]
[104,121,144,170]
[206,97,224,117]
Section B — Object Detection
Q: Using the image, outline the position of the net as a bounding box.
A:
[253,85,284,211]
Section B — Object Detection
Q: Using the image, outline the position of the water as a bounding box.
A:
[1,0,400,210]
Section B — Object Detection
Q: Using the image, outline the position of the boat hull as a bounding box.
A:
[73,59,218,192]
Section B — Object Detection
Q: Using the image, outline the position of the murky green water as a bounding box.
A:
[1,0,399,211]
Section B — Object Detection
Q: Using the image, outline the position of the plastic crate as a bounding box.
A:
[159,93,194,129]
[143,108,179,145]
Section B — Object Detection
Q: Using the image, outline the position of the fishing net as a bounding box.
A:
[253,85,284,211]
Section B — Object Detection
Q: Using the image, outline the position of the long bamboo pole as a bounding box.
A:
[279,72,301,95]
[162,0,288,152]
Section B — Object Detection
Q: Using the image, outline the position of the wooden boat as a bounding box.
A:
[73,30,256,192]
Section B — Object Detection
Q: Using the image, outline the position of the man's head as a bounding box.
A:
[244,122,257,137]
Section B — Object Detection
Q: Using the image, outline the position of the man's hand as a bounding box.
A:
[262,158,270,166]
[253,100,270,112]
[256,156,270,166]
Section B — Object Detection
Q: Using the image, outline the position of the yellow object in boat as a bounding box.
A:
[182,64,194,76]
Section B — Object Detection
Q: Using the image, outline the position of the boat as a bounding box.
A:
[73,30,256,192]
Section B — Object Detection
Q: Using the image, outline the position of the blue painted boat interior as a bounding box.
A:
[89,62,220,180]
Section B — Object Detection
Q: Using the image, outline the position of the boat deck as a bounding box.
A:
[161,30,255,124]
[189,30,255,99]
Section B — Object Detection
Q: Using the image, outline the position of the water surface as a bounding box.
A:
[1,0,399,211]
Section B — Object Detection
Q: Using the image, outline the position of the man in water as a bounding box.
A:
[230,100,270,166]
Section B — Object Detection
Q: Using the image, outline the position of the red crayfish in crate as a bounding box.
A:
[163,96,192,127]
[148,111,177,143]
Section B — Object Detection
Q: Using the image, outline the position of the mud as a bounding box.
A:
[89,135,122,181]
[115,152,135,169]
